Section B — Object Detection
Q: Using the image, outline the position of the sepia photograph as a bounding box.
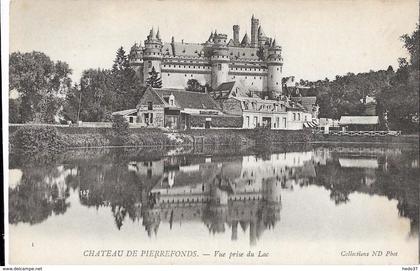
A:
[2,0,420,267]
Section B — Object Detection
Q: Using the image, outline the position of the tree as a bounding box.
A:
[9,99,21,123]
[377,25,419,132]
[400,24,419,68]
[9,51,72,123]
[111,47,144,110]
[145,67,162,88]
[186,79,205,92]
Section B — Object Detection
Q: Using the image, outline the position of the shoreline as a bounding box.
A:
[9,125,418,153]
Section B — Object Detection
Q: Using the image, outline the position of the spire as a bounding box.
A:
[214,29,218,36]
[208,31,214,42]
[258,26,265,37]
[156,27,160,39]
[149,27,155,40]
[252,14,255,20]
[241,33,250,46]
[271,38,277,47]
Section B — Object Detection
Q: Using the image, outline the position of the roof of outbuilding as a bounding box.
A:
[339,116,379,125]
[111,109,137,116]
[151,88,221,110]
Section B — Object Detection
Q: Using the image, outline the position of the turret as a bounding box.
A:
[210,33,230,89]
[251,15,259,48]
[143,27,163,85]
[128,43,144,82]
[266,39,283,98]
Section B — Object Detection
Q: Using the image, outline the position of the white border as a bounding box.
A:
[1,0,418,270]
[2,0,10,266]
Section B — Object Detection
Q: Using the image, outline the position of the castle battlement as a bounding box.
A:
[129,15,283,96]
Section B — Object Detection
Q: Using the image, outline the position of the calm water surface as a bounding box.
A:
[8,144,419,264]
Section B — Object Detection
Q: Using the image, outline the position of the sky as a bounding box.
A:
[9,0,419,83]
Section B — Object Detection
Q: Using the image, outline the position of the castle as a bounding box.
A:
[128,15,283,97]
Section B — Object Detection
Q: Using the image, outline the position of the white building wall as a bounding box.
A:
[161,72,211,89]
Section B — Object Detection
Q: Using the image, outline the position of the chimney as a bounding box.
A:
[233,25,240,45]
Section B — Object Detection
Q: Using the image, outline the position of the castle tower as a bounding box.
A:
[250,15,259,48]
[233,25,240,46]
[143,27,163,85]
[128,43,144,83]
[266,39,283,98]
[210,33,230,89]
[263,178,282,203]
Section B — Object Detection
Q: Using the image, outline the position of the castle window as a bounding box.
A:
[148,61,152,68]
[164,65,166,67]
[245,76,247,79]
[185,74,187,77]
[218,64,221,71]
[148,102,153,110]
[167,74,170,76]
[293,113,296,121]
[276,82,278,85]
[242,53,245,56]
[277,68,279,71]
[254,77,256,79]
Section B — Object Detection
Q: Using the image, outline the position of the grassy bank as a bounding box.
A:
[9,125,417,154]
[9,125,315,153]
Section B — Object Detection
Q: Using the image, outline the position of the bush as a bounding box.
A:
[112,115,129,145]
[11,126,65,152]
[112,115,129,137]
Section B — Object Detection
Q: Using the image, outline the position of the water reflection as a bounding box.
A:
[9,144,419,245]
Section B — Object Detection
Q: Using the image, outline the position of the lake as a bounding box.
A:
[8,143,419,264]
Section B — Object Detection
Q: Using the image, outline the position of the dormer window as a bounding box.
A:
[169,93,175,106]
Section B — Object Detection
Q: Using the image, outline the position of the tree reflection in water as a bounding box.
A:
[9,144,419,244]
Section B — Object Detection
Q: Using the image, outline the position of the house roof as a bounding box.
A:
[291,96,317,111]
[162,42,205,57]
[161,41,260,60]
[111,109,137,116]
[151,88,221,110]
[339,116,379,125]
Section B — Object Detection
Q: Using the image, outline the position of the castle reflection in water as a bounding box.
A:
[9,145,419,245]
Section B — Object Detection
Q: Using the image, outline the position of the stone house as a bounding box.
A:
[212,81,312,130]
[134,87,242,129]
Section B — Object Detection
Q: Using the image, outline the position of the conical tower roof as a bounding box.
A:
[207,31,214,42]
[241,33,250,46]
[150,27,155,38]
[156,28,160,39]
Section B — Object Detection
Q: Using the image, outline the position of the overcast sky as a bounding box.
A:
[10,0,419,82]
